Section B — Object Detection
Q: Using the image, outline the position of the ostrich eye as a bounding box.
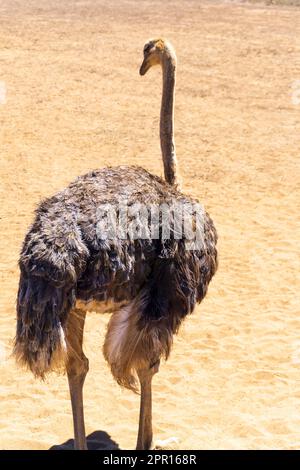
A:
[144,44,152,54]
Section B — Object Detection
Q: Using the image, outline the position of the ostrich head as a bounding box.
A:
[139,38,177,76]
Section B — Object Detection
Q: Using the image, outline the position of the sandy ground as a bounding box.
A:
[0,0,300,450]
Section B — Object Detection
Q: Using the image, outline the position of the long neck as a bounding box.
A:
[160,55,178,186]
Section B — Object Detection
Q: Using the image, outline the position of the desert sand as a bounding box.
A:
[0,0,300,450]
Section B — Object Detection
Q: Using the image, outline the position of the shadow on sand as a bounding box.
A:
[49,430,120,450]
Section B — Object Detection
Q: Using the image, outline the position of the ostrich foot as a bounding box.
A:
[154,436,180,450]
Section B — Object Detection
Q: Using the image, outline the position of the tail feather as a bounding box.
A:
[103,294,174,393]
[103,245,217,392]
[103,256,189,392]
[14,273,75,378]
[14,205,89,378]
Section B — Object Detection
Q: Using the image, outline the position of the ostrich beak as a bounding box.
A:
[139,57,150,76]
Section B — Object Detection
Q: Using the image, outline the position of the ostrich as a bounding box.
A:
[14,38,218,450]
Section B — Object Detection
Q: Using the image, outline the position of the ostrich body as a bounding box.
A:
[14,39,218,450]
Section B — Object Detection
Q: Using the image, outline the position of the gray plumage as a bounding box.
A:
[15,165,217,377]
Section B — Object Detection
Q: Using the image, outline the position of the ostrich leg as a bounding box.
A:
[136,360,160,450]
[66,308,89,450]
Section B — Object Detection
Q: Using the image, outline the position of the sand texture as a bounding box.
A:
[0,0,300,450]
